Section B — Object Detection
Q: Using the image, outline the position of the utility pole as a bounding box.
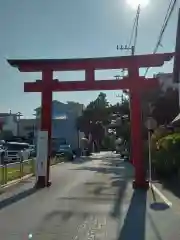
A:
[116,45,135,78]
[116,45,135,55]
[116,45,134,163]
[116,44,135,95]
[16,112,22,136]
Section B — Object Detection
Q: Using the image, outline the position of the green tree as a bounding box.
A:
[76,92,110,147]
[152,88,179,125]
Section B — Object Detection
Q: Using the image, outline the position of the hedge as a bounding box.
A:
[151,133,180,178]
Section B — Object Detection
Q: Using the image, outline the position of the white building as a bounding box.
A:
[34,100,84,150]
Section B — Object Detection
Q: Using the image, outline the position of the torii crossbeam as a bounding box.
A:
[8,52,173,189]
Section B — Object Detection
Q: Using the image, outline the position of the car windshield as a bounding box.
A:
[5,143,29,151]
[59,139,67,145]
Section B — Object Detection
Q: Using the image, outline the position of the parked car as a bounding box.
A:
[3,142,31,163]
[56,144,74,161]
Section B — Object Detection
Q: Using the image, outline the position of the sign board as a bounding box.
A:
[36,131,48,177]
[145,117,157,131]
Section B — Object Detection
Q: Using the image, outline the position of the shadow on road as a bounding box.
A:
[71,157,93,164]
[73,158,133,222]
[118,189,147,240]
[110,180,128,218]
[44,209,89,222]
[0,187,37,210]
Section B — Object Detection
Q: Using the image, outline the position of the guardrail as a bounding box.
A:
[0,155,65,186]
[0,159,35,186]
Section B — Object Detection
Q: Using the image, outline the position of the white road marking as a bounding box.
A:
[150,183,172,207]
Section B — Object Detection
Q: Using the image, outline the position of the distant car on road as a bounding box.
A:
[56,144,74,161]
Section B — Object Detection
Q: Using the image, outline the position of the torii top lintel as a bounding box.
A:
[7,52,173,72]
[7,52,174,92]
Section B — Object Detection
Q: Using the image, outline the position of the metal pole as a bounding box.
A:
[131,46,135,56]
[17,115,20,137]
[148,130,152,184]
[16,112,22,137]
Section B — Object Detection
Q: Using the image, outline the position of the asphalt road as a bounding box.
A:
[0,152,180,239]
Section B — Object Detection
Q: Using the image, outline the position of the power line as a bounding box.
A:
[116,5,141,95]
[133,5,141,54]
[127,10,139,49]
[127,5,141,52]
[153,0,177,54]
[117,4,141,56]
[144,0,177,77]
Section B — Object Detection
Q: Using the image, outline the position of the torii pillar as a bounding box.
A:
[7,52,173,189]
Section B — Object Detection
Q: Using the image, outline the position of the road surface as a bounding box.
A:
[0,152,180,239]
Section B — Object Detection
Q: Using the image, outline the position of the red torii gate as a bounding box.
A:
[7,53,173,189]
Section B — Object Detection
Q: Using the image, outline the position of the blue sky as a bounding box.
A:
[0,0,179,117]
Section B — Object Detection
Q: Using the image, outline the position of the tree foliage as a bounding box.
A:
[141,87,179,126]
[151,88,179,125]
[77,92,131,149]
[77,93,110,142]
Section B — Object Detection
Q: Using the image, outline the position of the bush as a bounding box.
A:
[152,133,180,178]
[151,127,169,150]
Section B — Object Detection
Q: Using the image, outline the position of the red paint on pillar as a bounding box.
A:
[128,66,139,168]
[130,90,146,187]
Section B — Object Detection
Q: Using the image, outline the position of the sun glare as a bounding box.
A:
[126,0,149,9]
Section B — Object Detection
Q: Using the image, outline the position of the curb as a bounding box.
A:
[150,183,173,207]
[0,160,65,190]
[1,174,34,189]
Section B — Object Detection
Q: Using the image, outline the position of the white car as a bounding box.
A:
[3,142,31,163]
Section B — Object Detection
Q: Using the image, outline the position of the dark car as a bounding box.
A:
[56,144,74,161]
